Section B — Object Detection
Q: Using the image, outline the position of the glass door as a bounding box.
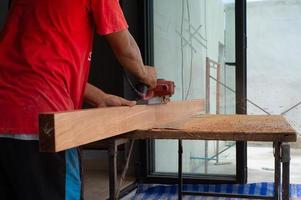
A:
[246,0,301,179]
[146,0,247,182]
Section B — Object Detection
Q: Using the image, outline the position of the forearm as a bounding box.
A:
[118,34,146,80]
[106,30,147,82]
[84,83,107,106]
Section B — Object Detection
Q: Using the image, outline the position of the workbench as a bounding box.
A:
[109,115,297,200]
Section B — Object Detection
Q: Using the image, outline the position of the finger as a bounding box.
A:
[96,102,106,108]
[126,100,137,107]
[150,79,157,89]
[120,98,136,107]
[103,96,122,107]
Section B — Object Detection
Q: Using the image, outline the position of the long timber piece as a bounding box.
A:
[39,99,204,152]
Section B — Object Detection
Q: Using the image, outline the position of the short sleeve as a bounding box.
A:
[91,0,129,35]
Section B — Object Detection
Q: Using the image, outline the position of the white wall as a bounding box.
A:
[247,0,301,133]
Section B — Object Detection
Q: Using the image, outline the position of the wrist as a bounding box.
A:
[84,83,107,107]
[138,66,148,84]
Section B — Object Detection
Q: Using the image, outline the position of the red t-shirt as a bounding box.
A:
[0,0,128,134]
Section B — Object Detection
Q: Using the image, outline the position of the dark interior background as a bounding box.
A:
[0,0,9,31]
[89,0,146,101]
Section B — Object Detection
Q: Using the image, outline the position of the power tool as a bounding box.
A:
[136,79,175,105]
[122,69,175,105]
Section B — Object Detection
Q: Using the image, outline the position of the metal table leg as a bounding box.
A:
[108,140,117,200]
[274,142,281,200]
[281,143,291,200]
[115,140,135,199]
[205,141,208,174]
[178,139,183,200]
[216,141,220,164]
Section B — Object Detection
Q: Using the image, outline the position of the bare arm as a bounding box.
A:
[105,29,157,89]
[84,83,136,107]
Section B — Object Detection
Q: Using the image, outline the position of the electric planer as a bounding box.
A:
[137,79,175,105]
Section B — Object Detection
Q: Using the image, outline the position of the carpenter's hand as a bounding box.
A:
[140,66,157,89]
[96,94,136,107]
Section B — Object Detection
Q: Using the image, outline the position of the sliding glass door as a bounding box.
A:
[145,0,247,182]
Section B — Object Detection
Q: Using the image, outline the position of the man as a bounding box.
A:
[0,0,157,199]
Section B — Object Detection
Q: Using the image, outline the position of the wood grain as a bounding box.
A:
[120,115,297,142]
[39,99,204,152]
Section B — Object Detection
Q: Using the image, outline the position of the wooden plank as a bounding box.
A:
[39,100,204,152]
[120,115,297,142]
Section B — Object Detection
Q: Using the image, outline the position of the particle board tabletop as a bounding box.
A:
[120,115,297,142]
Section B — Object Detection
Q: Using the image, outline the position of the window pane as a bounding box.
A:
[247,0,301,181]
[153,0,237,176]
[247,0,301,131]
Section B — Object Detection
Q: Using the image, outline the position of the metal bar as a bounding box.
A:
[183,191,275,199]
[274,142,281,200]
[225,62,236,66]
[115,138,129,146]
[235,0,247,114]
[144,174,237,184]
[117,182,137,199]
[115,140,135,199]
[216,64,221,114]
[190,33,207,49]
[106,182,137,200]
[178,139,183,200]
[281,143,291,200]
[216,141,220,164]
[209,75,272,115]
[207,58,220,66]
[204,141,208,174]
[206,57,210,113]
[176,30,197,53]
[190,142,235,162]
[184,19,207,42]
[281,101,301,115]
[235,0,248,184]
[108,140,118,200]
[182,23,207,49]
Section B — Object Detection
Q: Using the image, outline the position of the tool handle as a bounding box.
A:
[136,83,148,98]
